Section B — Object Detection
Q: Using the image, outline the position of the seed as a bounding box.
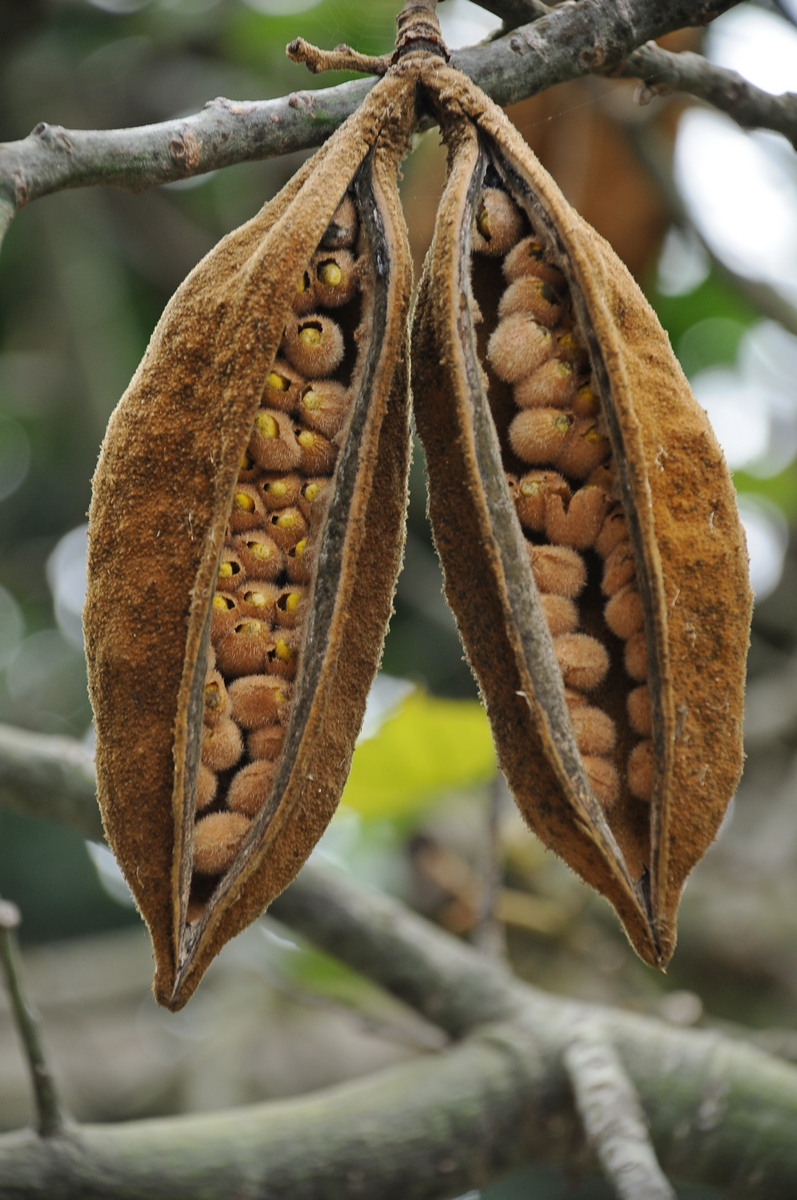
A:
[528,544,586,598]
[275,588,304,628]
[553,329,589,370]
[238,452,257,479]
[201,718,243,773]
[298,477,329,522]
[268,630,300,680]
[539,593,578,637]
[514,359,576,410]
[554,419,610,479]
[283,315,345,378]
[472,188,523,255]
[248,725,286,762]
[498,277,563,328]
[193,812,252,876]
[509,408,573,465]
[215,620,274,678]
[314,250,358,306]
[249,409,302,473]
[227,760,277,818]
[203,671,229,726]
[544,484,610,550]
[595,503,628,558]
[515,470,571,533]
[269,507,308,551]
[210,592,239,639]
[321,195,358,249]
[233,532,285,581]
[602,539,637,596]
[624,631,648,683]
[583,755,620,810]
[628,684,652,737]
[293,269,315,315]
[503,236,565,290]
[228,675,289,729]
[572,383,600,419]
[628,740,654,801]
[259,473,301,511]
[196,764,218,812]
[216,554,244,591]
[605,586,645,640]
[286,537,311,584]
[570,706,616,755]
[228,485,266,534]
[553,633,610,691]
[295,426,337,475]
[262,358,305,413]
[487,315,551,384]
[236,585,278,620]
[299,380,350,438]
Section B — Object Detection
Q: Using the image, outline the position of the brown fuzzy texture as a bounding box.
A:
[85,66,415,1009]
[411,61,751,969]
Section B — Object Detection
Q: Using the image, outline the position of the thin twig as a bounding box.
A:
[615,42,797,150]
[564,1019,676,1200]
[0,900,66,1138]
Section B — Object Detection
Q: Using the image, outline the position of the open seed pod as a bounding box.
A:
[84,70,416,1009]
[411,63,752,967]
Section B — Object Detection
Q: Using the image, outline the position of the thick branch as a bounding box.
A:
[616,42,797,150]
[0,0,758,233]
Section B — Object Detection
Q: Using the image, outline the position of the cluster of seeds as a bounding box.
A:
[472,184,653,816]
[189,196,363,918]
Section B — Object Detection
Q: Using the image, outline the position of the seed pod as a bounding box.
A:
[85,68,416,1009]
[411,62,751,969]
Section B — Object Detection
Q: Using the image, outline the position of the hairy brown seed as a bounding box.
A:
[552,329,589,371]
[283,315,345,378]
[298,478,330,522]
[248,725,287,762]
[503,236,565,290]
[553,633,610,691]
[539,593,578,637]
[554,418,611,479]
[295,426,338,475]
[527,544,586,598]
[583,755,620,810]
[275,588,305,629]
[237,452,259,482]
[605,586,645,640]
[299,381,350,438]
[216,620,275,678]
[268,506,309,552]
[628,684,652,737]
[227,761,277,818]
[313,250,359,307]
[515,470,571,532]
[487,315,551,383]
[628,739,654,801]
[570,706,616,755]
[201,718,243,773]
[228,675,290,729]
[498,277,563,328]
[602,540,637,596]
[236,585,279,621]
[624,631,648,683]
[193,812,252,876]
[216,552,244,592]
[261,358,305,413]
[286,537,312,584]
[472,188,523,255]
[514,359,576,410]
[259,474,302,511]
[595,503,628,558]
[249,410,302,473]
[571,383,600,419]
[267,629,300,680]
[203,671,230,726]
[196,763,218,813]
[509,408,573,465]
[544,484,610,550]
[586,462,617,497]
[228,485,267,534]
[210,593,240,639]
[233,532,285,581]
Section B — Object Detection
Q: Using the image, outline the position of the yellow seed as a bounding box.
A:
[304,483,320,503]
[213,594,230,611]
[285,592,301,612]
[299,326,322,348]
[318,261,343,287]
[266,371,290,393]
[254,412,279,439]
[293,539,307,559]
[249,541,273,561]
[302,390,322,412]
[268,480,288,499]
[275,638,294,663]
[240,452,253,471]
[218,562,234,580]
[234,492,255,513]
[298,430,316,449]
[243,590,269,609]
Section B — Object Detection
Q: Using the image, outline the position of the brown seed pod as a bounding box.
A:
[411,60,751,970]
[85,66,416,1009]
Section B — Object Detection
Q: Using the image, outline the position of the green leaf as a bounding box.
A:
[342,690,496,821]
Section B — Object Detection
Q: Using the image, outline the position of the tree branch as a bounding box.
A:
[616,42,797,150]
[1,724,797,1195]
[0,0,764,246]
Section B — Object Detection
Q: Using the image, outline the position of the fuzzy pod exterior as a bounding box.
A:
[411,62,751,967]
[84,68,417,1009]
